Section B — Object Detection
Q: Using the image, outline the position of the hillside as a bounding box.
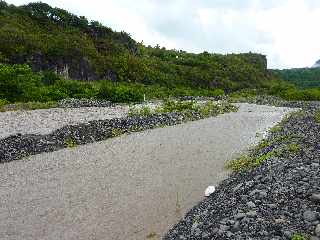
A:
[272,68,320,89]
[0,1,272,92]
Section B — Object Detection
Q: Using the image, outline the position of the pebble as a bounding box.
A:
[303,211,318,222]
[315,224,320,237]
[311,194,320,202]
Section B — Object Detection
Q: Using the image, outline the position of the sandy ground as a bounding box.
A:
[0,104,294,240]
[0,106,129,138]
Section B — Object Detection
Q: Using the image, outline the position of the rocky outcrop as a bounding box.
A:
[24,53,98,80]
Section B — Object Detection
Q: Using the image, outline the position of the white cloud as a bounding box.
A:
[255,0,320,68]
[5,0,320,68]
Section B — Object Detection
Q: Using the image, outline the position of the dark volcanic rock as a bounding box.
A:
[57,98,112,108]
[0,111,204,163]
[164,102,320,240]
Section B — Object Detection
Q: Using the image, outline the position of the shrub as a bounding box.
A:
[0,98,8,107]
[291,234,306,240]
[54,80,93,98]
[315,110,320,123]
[41,70,60,85]
[211,88,225,97]
[97,82,144,102]
[160,99,198,113]
[0,64,42,102]
[129,100,237,119]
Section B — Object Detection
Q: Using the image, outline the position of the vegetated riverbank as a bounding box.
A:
[0,100,237,163]
[164,101,320,240]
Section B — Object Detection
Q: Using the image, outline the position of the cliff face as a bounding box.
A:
[25,54,97,81]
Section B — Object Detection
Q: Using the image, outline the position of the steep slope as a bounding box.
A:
[0,1,272,91]
[272,68,320,89]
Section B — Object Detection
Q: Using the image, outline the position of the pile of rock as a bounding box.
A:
[164,104,320,240]
[57,98,112,108]
[0,111,205,163]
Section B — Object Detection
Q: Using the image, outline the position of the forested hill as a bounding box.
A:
[0,1,273,91]
[272,68,320,89]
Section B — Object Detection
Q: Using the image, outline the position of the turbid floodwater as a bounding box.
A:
[0,104,294,240]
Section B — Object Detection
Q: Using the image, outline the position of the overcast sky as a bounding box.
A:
[6,0,320,69]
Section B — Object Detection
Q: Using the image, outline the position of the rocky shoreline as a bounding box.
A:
[164,102,320,240]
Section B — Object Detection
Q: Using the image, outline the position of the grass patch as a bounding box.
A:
[314,110,320,123]
[286,143,301,154]
[159,99,198,113]
[128,105,153,117]
[291,234,307,240]
[226,150,277,172]
[64,138,77,148]
[129,100,238,118]
[146,232,158,239]
[254,139,270,151]
[227,134,302,172]
[228,89,257,103]
[0,101,58,112]
[0,99,8,108]
[111,128,123,137]
[226,110,303,172]
[269,124,282,134]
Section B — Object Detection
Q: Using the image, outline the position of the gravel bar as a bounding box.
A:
[0,105,129,139]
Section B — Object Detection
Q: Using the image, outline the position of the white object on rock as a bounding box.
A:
[205,185,216,197]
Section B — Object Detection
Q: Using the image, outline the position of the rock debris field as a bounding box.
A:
[0,102,296,240]
[165,102,320,240]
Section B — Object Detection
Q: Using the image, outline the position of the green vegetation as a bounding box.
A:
[270,84,320,101]
[273,68,320,89]
[64,138,77,148]
[158,100,198,113]
[227,110,303,172]
[229,82,320,102]
[128,100,238,118]
[128,105,153,117]
[111,128,123,137]
[0,101,57,112]
[1,1,320,105]
[146,232,158,239]
[0,98,8,108]
[286,143,300,154]
[0,63,229,105]
[228,89,258,102]
[291,234,307,240]
[227,135,302,172]
[314,110,320,123]
[0,1,284,101]
[226,150,277,172]
[269,68,320,100]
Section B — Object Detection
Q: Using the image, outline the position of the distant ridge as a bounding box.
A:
[311,59,320,68]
